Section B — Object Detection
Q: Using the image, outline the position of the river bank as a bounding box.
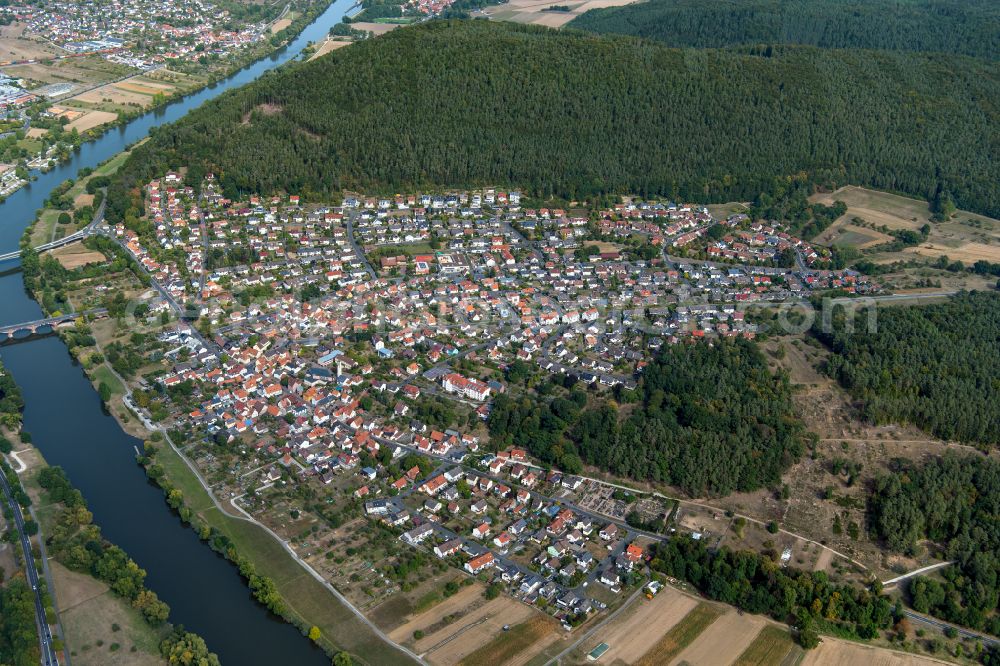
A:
[0,0,375,660]
[5,442,209,666]
[12,176,415,662]
[71,305,415,663]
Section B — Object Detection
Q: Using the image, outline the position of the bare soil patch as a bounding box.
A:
[74,192,95,208]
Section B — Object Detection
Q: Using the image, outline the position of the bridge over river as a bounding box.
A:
[0,309,107,343]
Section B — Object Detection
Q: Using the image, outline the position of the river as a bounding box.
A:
[0,1,355,663]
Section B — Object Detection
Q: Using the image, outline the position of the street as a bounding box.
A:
[0,466,59,665]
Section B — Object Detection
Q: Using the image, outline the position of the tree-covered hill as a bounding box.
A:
[568,0,1000,60]
[813,291,1000,448]
[489,337,806,497]
[108,20,1000,222]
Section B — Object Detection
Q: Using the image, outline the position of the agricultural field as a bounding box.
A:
[733,625,799,666]
[51,243,108,270]
[5,55,134,90]
[308,38,352,60]
[387,587,560,666]
[480,0,638,28]
[633,603,723,665]
[801,638,945,666]
[566,586,700,663]
[60,70,203,121]
[351,22,403,36]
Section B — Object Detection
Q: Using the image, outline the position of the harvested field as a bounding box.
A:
[458,616,557,666]
[65,110,118,133]
[387,583,484,643]
[482,0,636,27]
[72,85,150,108]
[664,608,764,665]
[309,38,352,60]
[733,625,797,666]
[592,586,699,664]
[522,11,578,27]
[802,637,945,666]
[114,81,162,96]
[634,603,722,666]
[271,17,293,33]
[26,127,48,139]
[51,243,107,269]
[395,591,554,666]
[903,241,1000,263]
[352,21,402,35]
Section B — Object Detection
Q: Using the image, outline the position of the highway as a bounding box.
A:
[0,466,59,665]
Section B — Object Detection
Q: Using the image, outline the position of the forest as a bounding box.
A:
[489,337,806,496]
[106,20,1000,225]
[0,580,38,666]
[813,292,1000,447]
[0,359,24,430]
[869,454,1000,636]
[568,0,1000,59]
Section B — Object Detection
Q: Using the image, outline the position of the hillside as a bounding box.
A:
[568,0,1000,60]
[108,20,1000,222]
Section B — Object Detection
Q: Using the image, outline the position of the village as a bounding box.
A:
[18,173,872,652]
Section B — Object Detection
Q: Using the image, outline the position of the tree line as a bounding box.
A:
[105,20,1000,227]
[489,337,807,496]
[813,292,1000,447]
[648,537,896,648]
[870,453,1000,637]
[568,0,1000,60]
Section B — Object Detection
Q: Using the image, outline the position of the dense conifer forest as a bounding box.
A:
[813,292,1000,447]
[568,0,1000,59]
[869,454,1000,636]
[107,20,1000,224]
[489,337,806,496]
